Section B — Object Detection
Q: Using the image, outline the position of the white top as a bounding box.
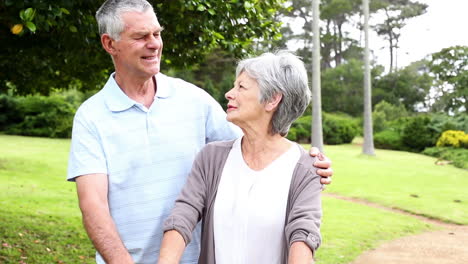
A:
[213,137,301,264]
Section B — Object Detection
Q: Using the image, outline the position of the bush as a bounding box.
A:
[423,147,468,169]
[0,94,21,130]
[322,113,359,145]
[401,115,438,152]
[287,115,311,143]
[436,130,468,148]
[372,101,408,133]
[374,130,404,150]
[429,113,468,134]
[4,95,75,138]
[287,113,359,145]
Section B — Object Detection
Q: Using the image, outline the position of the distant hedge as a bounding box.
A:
[287,113,359,145]
[0,91,84,138]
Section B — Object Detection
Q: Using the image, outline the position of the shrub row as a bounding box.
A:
[374,114,468,153]
[287,113,359,145]
[0,93,80,138]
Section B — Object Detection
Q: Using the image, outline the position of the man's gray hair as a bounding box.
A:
[236,51,311,136]
[96,0,154,40]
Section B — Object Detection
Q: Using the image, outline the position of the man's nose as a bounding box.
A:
[147,35,160,49]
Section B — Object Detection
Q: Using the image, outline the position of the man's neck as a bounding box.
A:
[114,73,157,108]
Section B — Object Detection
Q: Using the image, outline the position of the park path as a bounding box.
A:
[324,193,468,264]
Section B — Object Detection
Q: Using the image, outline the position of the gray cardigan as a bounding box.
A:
[163,140,322,263]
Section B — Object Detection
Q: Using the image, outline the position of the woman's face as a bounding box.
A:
[225,72,266,127]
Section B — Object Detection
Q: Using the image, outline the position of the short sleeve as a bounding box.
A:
[67,108,107,181]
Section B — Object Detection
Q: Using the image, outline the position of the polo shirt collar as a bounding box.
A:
[155,73,172,99]
[104,73,172,112]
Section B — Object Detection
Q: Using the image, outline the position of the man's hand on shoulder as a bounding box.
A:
[309,147,333,185]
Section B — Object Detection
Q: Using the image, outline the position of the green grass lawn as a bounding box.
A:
[0,135,94,263]
[320,141,468,225]
[1,135,459,263]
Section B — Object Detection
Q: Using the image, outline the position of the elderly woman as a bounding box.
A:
[158,51,322,264]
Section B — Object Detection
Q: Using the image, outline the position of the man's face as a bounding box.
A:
[112,9,163,80]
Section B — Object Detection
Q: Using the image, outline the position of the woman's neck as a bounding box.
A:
[241,131,291,171]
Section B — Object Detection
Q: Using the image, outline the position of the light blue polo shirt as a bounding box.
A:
[67,73,241,264]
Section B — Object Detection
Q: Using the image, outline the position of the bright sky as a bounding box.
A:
[371,0,468,69]
[286,0,468,70]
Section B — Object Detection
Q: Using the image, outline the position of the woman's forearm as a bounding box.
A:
[288,241,314,264]
[158,230,186,264]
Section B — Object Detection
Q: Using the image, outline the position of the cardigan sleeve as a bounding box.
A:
[284,157,323,254]
[162,146,209,245]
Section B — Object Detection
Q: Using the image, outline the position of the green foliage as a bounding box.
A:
[0,0,285,95]
[5,95,75,138]
[401,115,438,152]
[321,59,363,116]
[422,147,468,169]
[436,130,468,149]
[1,1,110,95]
[0,94,21,130]
[287,113,359,144]
[322,113,359,144]
[373,66,432,112]
[372,100,408,133]
[287,115,311,143]
[0,91,85,138]
[428,45,468,113]
[373,113,467,152]
[374,129,404,150]
[428,112,468,134]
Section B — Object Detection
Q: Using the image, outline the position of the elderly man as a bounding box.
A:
[67,0,333,263]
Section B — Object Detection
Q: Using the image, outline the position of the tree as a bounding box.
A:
[373,0,427,73]
[362,0,374,155]
[311,0,323,151]
[428,46,468,114]
[279,0,364,71]
[321,59,364,116]
[373,65,432,111]
[320,0,362,68]
[0,0,285,95]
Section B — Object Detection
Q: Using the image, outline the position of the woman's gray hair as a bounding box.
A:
[236,51,311,136]
[96,0,154,40]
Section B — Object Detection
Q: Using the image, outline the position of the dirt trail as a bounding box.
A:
[324,193,468,264]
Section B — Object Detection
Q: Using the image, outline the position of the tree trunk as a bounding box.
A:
[333,21,339,67]
[336,21,343,66]
[385,9,394,73]
[362,0,375,155]
[389,32,394,73]
[311,0,324,151]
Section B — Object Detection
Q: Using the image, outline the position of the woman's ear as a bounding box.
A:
[101,34,117,55]
[265,93,283,112]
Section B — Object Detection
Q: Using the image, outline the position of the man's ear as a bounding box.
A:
[101,34,117,55]
[265,93,283,112]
